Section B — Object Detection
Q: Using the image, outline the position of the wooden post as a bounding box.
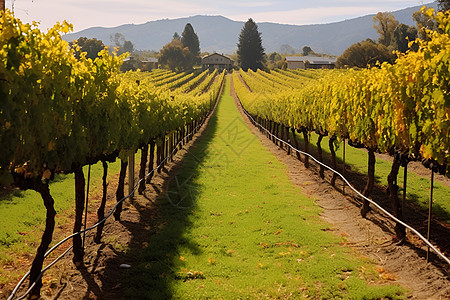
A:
[342,138,346,194]
[128,153,135,199]
[402,164,407,218]
[82,164,91,248]
[1,0,5,11]
[427,168,434,262]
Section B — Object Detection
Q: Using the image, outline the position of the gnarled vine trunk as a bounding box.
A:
[329,136,338,186]
[73,166,85,265]
[95,161,108,243]
[317,134,325,179]
[138,144,149,194]
[291,128,301,161]
[28,180,56,299]
[387,156,406,240]
[146,140,156,184]
[301,128,309,168]
[361,148,375,218]
[114,159,128,221]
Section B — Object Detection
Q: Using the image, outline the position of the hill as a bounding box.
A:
[62,2,437,56]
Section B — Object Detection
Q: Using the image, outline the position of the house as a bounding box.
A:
[121,56,158,72]
[285,56,336,70]
[202,53,233,71]
[140,57,158,71]
[121,56,140,72]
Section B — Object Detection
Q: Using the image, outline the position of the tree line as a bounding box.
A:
[69,1,449,72]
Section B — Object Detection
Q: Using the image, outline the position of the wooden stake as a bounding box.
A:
[82,164,91,248]
[402,164,407,222]
[128,153,135,199]
[427,169,434,262]
[342,138,346,194]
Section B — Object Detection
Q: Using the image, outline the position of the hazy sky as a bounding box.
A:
[5,0,432,32]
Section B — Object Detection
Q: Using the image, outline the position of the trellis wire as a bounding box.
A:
[8,106,218,300]
[238,100,450,266]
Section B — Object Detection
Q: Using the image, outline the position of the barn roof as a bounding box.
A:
[202,52,233,62]
[142,57,158,63]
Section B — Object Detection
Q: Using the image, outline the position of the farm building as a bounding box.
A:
[121,56,158,72]
[285,56,336,70]
[202,53,234,71]
[141,57,159,71]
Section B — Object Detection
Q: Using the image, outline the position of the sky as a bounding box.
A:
[5,0,432,32]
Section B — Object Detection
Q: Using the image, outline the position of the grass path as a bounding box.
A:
[0,161,122,287]
[125,76,404,299]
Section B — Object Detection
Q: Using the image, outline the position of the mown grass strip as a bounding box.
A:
[0,160,122,286]
[125,76,405,299]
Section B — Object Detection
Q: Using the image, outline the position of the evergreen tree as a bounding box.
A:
[237,18,266,71]
[181,23,200,64]
[438,0,450,11]
[302,46,313,56]
[392,24,418,53]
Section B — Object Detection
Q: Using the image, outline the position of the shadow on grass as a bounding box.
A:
[64,111,220,299]
[116,109,221,299]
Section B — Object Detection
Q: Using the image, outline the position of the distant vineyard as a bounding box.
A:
[0,10,225,298]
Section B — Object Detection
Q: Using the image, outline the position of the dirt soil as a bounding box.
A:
[6,77,449,299]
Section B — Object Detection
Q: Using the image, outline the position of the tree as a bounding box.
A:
[110,33,135,55]
[122,40,135,53]
[392,24,418,53]
[279,44,296,55]
[413,10,438,40]
[372,12,399,47]
[237,18,266,71]
[302,46,313,56]
[437,0,450,11]
[336,39,395,68]
[159,39,194,72]
[70,37,106,60]
[181,23,201,64]
[267,52,282,69]
[173,32,181,40]
[268,52,282,63]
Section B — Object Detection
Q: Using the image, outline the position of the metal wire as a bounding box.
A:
[8,77,224,300]
[8,114,212,300]
[238,102,450,266]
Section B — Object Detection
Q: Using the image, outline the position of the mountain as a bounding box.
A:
[62,2,437,56]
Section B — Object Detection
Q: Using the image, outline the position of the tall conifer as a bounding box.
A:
[237,18,266,71]
[181,23,200,64]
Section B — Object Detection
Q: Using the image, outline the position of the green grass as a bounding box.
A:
[125,76,405,299]
[0,159,122,284]
[297,133,450,222]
